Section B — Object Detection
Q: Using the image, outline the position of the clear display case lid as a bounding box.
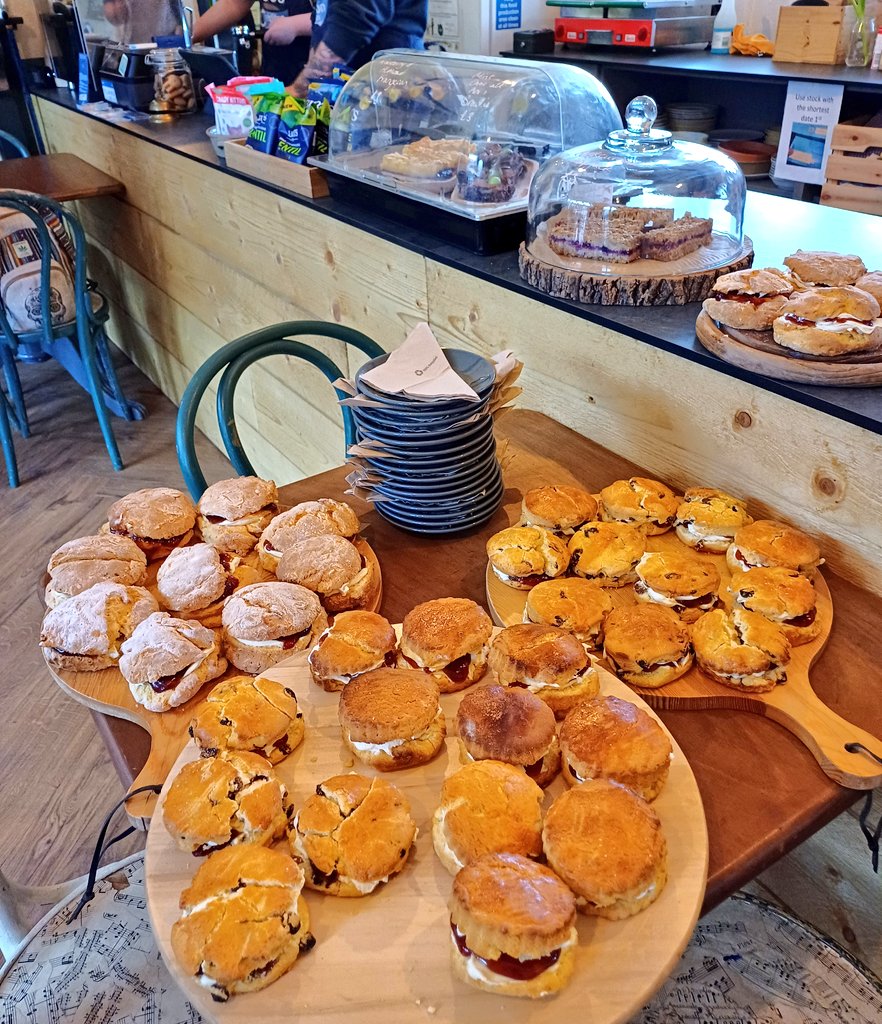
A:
[526,96,748,274]
[317,49,622,223]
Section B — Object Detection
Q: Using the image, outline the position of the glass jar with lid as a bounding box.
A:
[524,96,749,282]
[147,48,196,113]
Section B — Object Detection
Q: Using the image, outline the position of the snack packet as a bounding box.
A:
[306,64,353,106]
[274,95,316,164]
[310,98,332,157]
[246,92,285,153]
[205,83,254,135]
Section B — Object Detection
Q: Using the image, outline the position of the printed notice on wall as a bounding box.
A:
[427,0,460,48]
[774,81,844,185]
[496,0,522,31]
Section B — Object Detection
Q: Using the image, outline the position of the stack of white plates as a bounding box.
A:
[665,103,718,134]
[351,349,503,535]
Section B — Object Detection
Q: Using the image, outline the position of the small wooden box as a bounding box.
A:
[821,123,882,216]
[773,6,850,65]
[225,138,329,199]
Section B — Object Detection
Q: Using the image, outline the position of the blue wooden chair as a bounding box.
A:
[175,321,385,499]
[0,130,29,160]
[0,191,146,478]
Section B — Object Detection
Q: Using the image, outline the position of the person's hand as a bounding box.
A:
[264,16,301,46]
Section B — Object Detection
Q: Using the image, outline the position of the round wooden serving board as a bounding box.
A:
[486,533,882,791]
[695,310,882,387]
[43,540,382,823]
[144,636,708,1024]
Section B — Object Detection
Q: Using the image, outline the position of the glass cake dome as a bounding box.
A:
[525,96,747,274]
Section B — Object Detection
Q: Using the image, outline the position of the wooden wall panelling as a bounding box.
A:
[425,260,882,594]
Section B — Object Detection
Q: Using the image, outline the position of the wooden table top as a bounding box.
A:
[0,152,124,201]
[98,408,882,913]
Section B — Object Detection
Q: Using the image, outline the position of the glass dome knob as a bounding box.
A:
[625,96,657,136]
[604,94,671,154]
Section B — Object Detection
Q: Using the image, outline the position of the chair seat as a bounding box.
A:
[12,288,109,347]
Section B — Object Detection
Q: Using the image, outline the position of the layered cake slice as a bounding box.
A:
[547,205,673,263]
[640,213,713,262]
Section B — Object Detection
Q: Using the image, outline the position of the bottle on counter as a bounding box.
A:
[710,0,738,54]
[873,25,882,69]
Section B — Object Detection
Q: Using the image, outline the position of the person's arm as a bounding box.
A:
[263,12,312,45]
[191,0,253,43]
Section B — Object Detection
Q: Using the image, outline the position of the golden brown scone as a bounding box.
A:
[308,610,397,691]
[288,774,417,897]
[398,597,493,693]
[163,749,289,856]
[703,267,795,331]
[449,852,578,998]
[634,550,721,623]
[106,487,197,560]
[155,543,243,628]
[171,844,314,1002]
[120,611,227,712]
[772,286,882,356]
[783,249,867,287]
[674,486,753,553]
[524,577,612,648]
[559,696,672,800]
[727,566,820,645]
[277,534,379,613]
[456,684,561,788]
[543,780,667,920]
[432,760,544,875]
[486,526,569,590]
[257,499,360,571]
[221,582,328,674]
[197,476,279,555]
[599,477,680,535]
[727,519,823,578]
[855,271,882,305]
[338,667,445,771]
[520,485,598,535]
[692,606,790,692]
[602,604,693,688]
[489,623,597,718]
[45,534,147,608]
[40,582,158,672]
[189,674,304,762]
[567,521,645,587]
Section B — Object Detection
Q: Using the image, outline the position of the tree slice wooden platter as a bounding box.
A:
[43,540,382,825]
[518,235,754,306]
[695,310,882,386]
[486,532,882,791]
[144,634,708,1024]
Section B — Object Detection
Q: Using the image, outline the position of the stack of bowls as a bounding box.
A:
[666,103,718,134]
[351,349,504,535]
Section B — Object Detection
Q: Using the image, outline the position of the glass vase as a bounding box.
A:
[845,14,876,67]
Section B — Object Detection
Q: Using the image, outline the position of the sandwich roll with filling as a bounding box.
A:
[543,780,668,920]
[855,271,882,306]
[559,695,673,800]
[162,749,289,856]
[455,684,561,788]
[692,606,790,692]
[486,525,569,590]
[634,550,721,622]
[567,521,645,588]
[196,475,279,555]
[703,267,795,331]
[520,484,598,536]
[772,286,882,357]
[727,565,820,645]
[398,597,493,693]
[307,610,397,691]
[45,534,147,608]
[674,486,753,554]
[432,760,544,876]
[189,674,305,763]
[338,667,446,771]
[156,543,267,629]
[489,623,598,718]
[171,844,314,1002]
[727,519,822,578]
[276,533,379,613]
[119,611,227,712]
[257,499,360,571]
[599,477,680,535]
[783,250,867,287]
[106,487,197,560]
[40,581,158,672]
[449,852,578,999]
[288,773,417,897]
[602,604,693,689]
[523,577,613,648]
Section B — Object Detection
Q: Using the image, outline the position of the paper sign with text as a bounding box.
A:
[775,81,844,186]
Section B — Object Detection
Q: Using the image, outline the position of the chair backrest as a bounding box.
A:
[176,321,385,499]
[0,130,29,161]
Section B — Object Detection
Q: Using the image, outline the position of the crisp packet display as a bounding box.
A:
[274,96,316,164]
[205,83,254,135]
[246,92,285,153]
[306,65,353,106]
[311,98,332,157]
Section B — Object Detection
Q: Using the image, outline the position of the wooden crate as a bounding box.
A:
[821,123,882,216]
[225,138,329,199]
[773,6,850,64]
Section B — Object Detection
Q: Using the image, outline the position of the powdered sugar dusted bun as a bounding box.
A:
[257,499,360,571]
[855,271,882,305]
[45,533,147,607]
[783,250,867,287]
[106,487,197,560]
[398,597,493,693]
[276,534,379,613]
[197,476,279,555]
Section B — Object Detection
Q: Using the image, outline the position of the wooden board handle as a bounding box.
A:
[764,674,882,789]
[125,713,192,825]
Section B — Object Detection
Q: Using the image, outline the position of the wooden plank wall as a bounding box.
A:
[35,98,882,596]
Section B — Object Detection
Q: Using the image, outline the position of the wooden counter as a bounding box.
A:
[32,94,882,600]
